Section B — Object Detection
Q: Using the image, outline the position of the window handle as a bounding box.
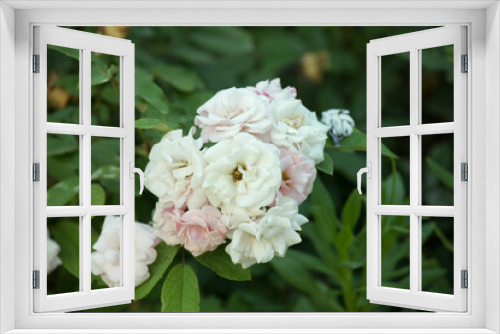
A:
[129,162,145,195]
[357,162,372,195]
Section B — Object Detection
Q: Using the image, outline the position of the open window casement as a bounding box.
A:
[33,26,138,312]
[361,26,467,312]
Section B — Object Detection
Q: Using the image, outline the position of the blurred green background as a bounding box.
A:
[45,26,456,312]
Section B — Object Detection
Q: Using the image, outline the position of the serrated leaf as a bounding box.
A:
[91,165,120,181]
[48,45,79,60]
[47,134,78,156]
[136,81,169,115]
[47,176,79,206]
[154,63,202,93]
[161,264,200,312]
[135,243,178,301]
[427,157,454,189]
[49,220,80,278]
[91,183,105,206]
[310,178,337,243]
[195,246,251,281]
[316,153,334,175]
[135,118,171,132]
[327,128,397,159]
[341,189,361,229]
[189,27,253,56]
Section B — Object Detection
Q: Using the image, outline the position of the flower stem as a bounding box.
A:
[182,247,185,266]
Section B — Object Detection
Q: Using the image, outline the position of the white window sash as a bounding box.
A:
[366,26,468,312]
[32,26,136,313]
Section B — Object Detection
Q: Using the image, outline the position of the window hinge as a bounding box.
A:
[461,162,468,181]
[33,270,40,289]
[461,270,468,289]
[33,163,40,182]
[461,54,468,73]
[33,54,40,73]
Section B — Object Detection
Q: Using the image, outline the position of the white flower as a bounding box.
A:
[194,87,272,143]
[268,99,329,164]
[47,228,62,274]
[91,216,159,288]
[203,133,281,214]
[321,109,355,146]
[144,129,207,209]
[248,78,297,102]
[225,197,308,269]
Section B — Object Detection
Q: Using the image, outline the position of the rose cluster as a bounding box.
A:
[145,79,330,268]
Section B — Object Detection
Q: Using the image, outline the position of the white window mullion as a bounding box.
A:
[409,47,420,294]
[81,48,92,294]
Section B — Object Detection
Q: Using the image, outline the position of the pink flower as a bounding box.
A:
[153,203,227,257]
[248,78,297,102]
[276,148,316,205]
[194,87,271,143]
[152,204,185,246]
[180,206,228,256]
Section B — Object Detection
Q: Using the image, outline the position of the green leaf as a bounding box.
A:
[47,176,79,206]
[91,165,120,181]
[431,222,454,252]
[91,61,112,86]
[195,246,251,281]
[136,81,169,115]
[310,178,337,243]
[135,243,179,301]
[47,134,78,156]
[327,128,397,159]
[154,63,202,93]
[161,264,200,312]
[341,189,361,229]
[135,118,172,132]
[189,27,253,56]
[316,153,334,175]
[49,220,80,278]
[427,157,454,189]
[48,45,79,60]
[91,183,105,206]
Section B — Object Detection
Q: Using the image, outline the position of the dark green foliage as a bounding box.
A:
[46,26,454,313]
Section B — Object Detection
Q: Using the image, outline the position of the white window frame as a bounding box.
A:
[33,25,136,313]
[0,1,499,333]
[366,26,468,312]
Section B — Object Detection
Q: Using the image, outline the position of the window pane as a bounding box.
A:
[421,45,454,124]
[421,216,454,294]
[91,215,122,289]
[91,137,121,205]
[47,134,80,206]
[381,215,410,290]
[381,52,410,127]
[421,133,454,206]
[47,217,81,295]
[91,52,121,127]
[47,45,80,124]
[381,136,410,205]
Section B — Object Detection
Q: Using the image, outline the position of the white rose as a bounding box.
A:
[225,197,308,269]
[321,108,355,146]
[202,133,281,214]
[47,228,62,274]
[268,99,329,164]
[248,78,297,102]
[91,216,159,288]
[194,87,272,143]
[144,129,207,209]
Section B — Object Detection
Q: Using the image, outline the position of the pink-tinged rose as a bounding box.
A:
[248,78,297,102]
[194,87,271,143]
[153,203,227,257]
[152,204,185,246]
[179,206,228,256]
[276,149,316,205]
